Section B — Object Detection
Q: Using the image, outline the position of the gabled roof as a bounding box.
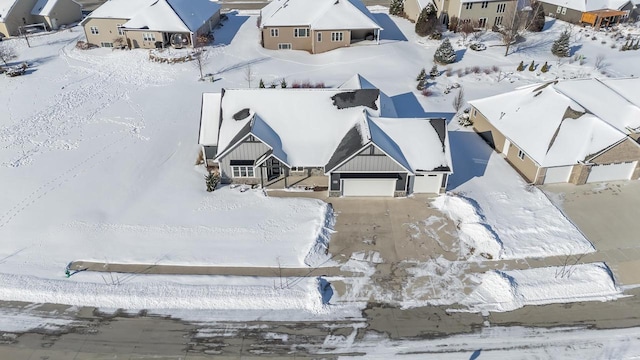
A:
[0,0,20,19]
[206,75,452,174]
[83,0,220,32]
[260,0,381,30]
[339,74,397,117]
[469,78,640,167]
[540,0,630,12]
[31,0,79,16]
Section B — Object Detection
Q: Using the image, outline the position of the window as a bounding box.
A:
[494,16,503,26]
[232,166,255,177]
[143,32,155,41]
[518,150,525,160]
[497,3,506,13]
[481,1,488,8]
[556,5,562,13]
[294,28,309,37]
[465,2,473,10]
[561,7,567,14]
[331,31,343,42]
[472,108,477,117]
[100,42,113,48]
[479,17,487,27]
[270,28,279,37]
[278,43,292,49]
[290,167,305,172]
[317,32,322,42]
[90,26,99,34]
[116,24,124,36]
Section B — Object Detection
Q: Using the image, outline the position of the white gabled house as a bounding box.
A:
[469,78,640,185]
[198,75,453,197]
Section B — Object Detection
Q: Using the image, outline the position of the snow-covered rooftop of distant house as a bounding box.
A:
[83,0,156,20]
[540,0,629,12]
[260,0,381,30]
[31,0,78,16]
[0,0,19,18]
[206,76,450,172]
[468,79,639,167]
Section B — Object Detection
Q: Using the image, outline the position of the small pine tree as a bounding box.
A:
[415,3,438,37]
[551,30,571,57]
[433,38,456,64]
[517,61,525,71]
[528,1,546,32]
[259,79,265,88]
[280,78,287,88]
[541,61,549,73]
[429,65,439,78]
[205,172,220,192]
[416,68,426,81]
[529,60,535,71]
[417,80,426,91]
[389,0,404,16]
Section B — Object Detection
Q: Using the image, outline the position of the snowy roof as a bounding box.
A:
[198,93,221,146]
[338,74,397,117]
[469,79,640,167]
[31,0,78,16]
[260,0,381,30]
[206,76,450,173]
[84,0,220,32]
[540,0,630,11]
[0,0,19,19]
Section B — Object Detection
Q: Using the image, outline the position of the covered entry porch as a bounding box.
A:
[580,9,627,28]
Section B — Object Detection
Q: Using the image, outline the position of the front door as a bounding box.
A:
[266,158,281,181]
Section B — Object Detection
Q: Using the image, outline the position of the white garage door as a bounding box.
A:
[586,161,637,183]
[342,178,396,197]
[544,166,573,184]
[413,174,442,193]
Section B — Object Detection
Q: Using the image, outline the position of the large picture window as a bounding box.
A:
[294,28,309,37]
[232,166,255,177]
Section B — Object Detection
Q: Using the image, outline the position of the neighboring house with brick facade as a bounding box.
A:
[258,0,382,54]
[469,78,640,185]
[198,75,453,197]
[81,0,220,49]
[404,0,517,29]
[0,0,80,38]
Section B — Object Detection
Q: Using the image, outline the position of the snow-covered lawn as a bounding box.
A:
[0,8,636,315]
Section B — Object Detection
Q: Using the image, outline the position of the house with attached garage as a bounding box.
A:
[198,75,453,197]
[538,0,634,27]
[81,0,220,49]
[0,0,80,38]
[258,0,382,54]
[469,78,640,185]
[403,0,518,30]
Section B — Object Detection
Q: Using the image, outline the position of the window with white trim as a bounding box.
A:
[90,26,99,34]
[232,166,255,177]
[143,32,155,41]
[561,6,567,14]
[101,42,113,48]
[270,28,279,37]
[497,3,506,13]
[116,24,124,35]
[494,16,503,26]
[294,28,309,37]
[465,3,473,10]
[518,150,525,160]
[556,5,562,13]
[472,108,477,117]
[331,31,343,42]
[317,32,322,42]
[481,1,488,8]
[479,17,487,27]
[290,167,305,172]
[278,43,292,49]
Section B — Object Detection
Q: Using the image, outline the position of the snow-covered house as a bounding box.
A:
[403,0,517,30]
[258,0,382,54]
[31,0,81,31]
[198,75,453,196]
[81,0,221,49]
[539,0,632,26]
[469,78,640,185]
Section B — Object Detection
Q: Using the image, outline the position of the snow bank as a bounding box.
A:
[432,195,503,259]
[460,263,623,313]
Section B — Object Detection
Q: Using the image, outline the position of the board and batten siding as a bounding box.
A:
[333,145,407,172]
[218,140,270,179]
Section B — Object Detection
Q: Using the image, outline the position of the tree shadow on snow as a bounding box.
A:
[513,36,554,56]
[470,349,482,360]
[213,11,249,46]
[372,13,408,41]
[446,131,492,189]
[543,18,556,31]
[456,48,467,62]
[391,92,427,117]
[569,44,582,57]
[317,277,333,305]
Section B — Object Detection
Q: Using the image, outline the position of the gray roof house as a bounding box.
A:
[198,75,453,197]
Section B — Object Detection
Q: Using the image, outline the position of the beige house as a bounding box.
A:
[404,0,517,30]
[539,0,632,27]
[469,78,640,185]
[31,0,81,30]
[259,0,382,54]
[81,0,221,49]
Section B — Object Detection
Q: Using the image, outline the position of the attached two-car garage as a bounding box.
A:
[586,161,637,183]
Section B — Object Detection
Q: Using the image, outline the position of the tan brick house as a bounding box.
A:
[469,78,640,185]
[31,0,82,31]
[404,0,517,30]
[81,0,220,49]
[258,0,382,54]
[1,0,80,38]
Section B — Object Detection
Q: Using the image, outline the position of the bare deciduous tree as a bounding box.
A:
[452,87,465,113]
[0,42,17,66]
[458,20,477,43]
[244,64,254,87]
[192,48,209,80]
[594,54,608,70]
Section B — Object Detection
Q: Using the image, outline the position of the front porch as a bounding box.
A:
[263,175,329,192]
